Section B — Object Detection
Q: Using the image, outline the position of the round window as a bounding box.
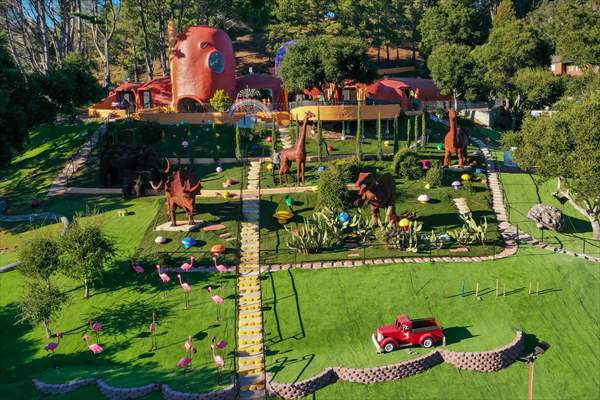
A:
[208,51,225,73]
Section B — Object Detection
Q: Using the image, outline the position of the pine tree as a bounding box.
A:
[271,116,277,154]
[377,112,383,161]
[356,103,363,160]
[316,107,323,161]
[235,124,242,160]
[407,117,411,148]
[414,115,419,147]
[421,112,428,147]
[393,117,399,153]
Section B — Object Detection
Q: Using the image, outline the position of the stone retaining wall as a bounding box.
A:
[32,378,236,400]
[266,331,524,399]
[440,331,525,372]
[97,380,160,399]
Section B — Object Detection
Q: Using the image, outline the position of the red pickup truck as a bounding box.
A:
[372,314,445,353]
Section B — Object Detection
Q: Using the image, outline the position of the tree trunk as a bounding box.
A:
[84,278,90,298]
[557,178,600,241]
[43,320,52,338]
[138,0,154,80]
[386,45,390,62]
[396,47,400,62]
[377,47,381,63]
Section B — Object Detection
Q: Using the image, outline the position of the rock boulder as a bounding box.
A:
[527,204,565,232]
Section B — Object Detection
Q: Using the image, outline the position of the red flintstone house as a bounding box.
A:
[89,25,285,118]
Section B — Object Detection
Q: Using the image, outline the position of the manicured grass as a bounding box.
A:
[0,264,235,399]
[0,122,100,213]
[136,197,241,268]
[500,172,599,257]
[259,157,501,264]
[0,195,236,399]
[0,196,158,266]
[103,121,269,159]
[263,246,599,399]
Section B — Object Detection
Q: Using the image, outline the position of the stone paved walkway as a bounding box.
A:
[453,197,471,216]
[236,163,265,399]
[48,123,108,197]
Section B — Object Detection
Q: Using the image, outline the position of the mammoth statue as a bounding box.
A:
[99,144,165,198]
[150,159,203,227]
[354,172,398,227]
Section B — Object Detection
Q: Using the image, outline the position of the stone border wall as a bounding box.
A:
[32,378,237,400]
[266,331,524,399]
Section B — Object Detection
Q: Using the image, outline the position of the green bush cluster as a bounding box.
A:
[424,161,443,187]
[106,120,163,145]
[316,164,351,212]
[332,157,363,182]
[391,149,424,180]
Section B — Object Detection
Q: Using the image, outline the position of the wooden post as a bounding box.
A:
[528,361,534,400]
[536,282,540,295]
[503,284,506,296]
[529,281,532,295]
[495,279,499,297]
[475,282,479,297]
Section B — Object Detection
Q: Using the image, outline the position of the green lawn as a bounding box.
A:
[0,195,236,399]
[263,246,599,399]
[0,196,158,266]
[136,197,241,268]
[259,158,501,264]
[500,173,599,257]
[0,122,100,213]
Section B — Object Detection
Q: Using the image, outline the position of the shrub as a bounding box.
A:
[209,89,232,112]
[424,161,443,187]
[316,167,349,212]
[391,149,424,180]
[332,157,363,182]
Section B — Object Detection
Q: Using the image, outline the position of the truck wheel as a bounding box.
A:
[383,342,396,353]
[422,338,434,348]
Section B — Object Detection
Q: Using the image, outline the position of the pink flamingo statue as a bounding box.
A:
[44,331,62,369]
[177,336,195,381]
[83,334,104,370]
[156,264,170,297]
[207,286,223,321]
[149,311,158,351]
[180,256,195,283]
[212,336,227,349]
[131,260,144,274]
[89,320,102,342]
[212,256,228,288]
[210,338,225,384]
[177,274,192,309]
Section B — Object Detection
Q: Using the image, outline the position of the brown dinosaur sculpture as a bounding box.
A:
[354,172,398,227]
[150,160,203,226]
[279,111,315,184]
[443,109,468,167]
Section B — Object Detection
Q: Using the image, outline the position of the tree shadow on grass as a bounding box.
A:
[89,300,173,336]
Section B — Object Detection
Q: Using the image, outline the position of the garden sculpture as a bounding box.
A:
[443,109,468,167]
[354,172,398,227]
[279,111,315,184]
[99,144,164,197]
[149,159,203,226]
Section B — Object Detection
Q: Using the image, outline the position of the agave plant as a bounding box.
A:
[285,210,341,253]
[349,209,375,245]
[461,215,488,245]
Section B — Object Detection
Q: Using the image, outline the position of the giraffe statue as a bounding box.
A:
[443,109,469,167]
[279,111,315,184]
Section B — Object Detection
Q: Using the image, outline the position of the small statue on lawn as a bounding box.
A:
[354,172,398,227]
[150,159,203,226]
[279,111,315,184]
[443,109,469,167]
